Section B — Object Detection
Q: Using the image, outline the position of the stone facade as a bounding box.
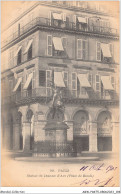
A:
[1,2,119,156]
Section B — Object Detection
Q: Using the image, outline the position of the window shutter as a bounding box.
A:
[77,39,82,59]
[96,42,101,61]
[71,72,77,97]
[63,71,68,87]
[95,74,100,93]
[46,70,52,96]
[82,40,88,60]
[47,35,52,56]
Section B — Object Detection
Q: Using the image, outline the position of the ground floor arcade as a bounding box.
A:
[1,103,119,156]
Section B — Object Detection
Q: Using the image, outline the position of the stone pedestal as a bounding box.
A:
[13,123,20,150]
[56,129,67,143]
[34,121,45,142]
[23,122,31,152]
[89,122,98,152]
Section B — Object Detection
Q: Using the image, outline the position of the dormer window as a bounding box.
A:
[73,15,87,31]
[49,11,66,28]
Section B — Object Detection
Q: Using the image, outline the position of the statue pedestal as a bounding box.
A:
[33,121,74,157]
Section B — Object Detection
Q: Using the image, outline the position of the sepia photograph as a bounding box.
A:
[1,0,120,189]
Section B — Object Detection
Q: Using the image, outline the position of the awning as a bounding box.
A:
[24,39,33,54]
[78,74,91,87]
[23,73,33,89]
[53,13,62,20]
[101,44,112,58]
[53,37,64,51]
[54,72,65,87]
[13,77,22,92]
[101,76,114,90]
[78,17,87,23]
[15,46,22,57]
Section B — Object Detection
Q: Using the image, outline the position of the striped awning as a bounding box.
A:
[23,73,33,89]
[24,39,33,54]
[78,17,87,23]
[78,74,91,87]
[101,44,112,58]
[53,13,62,20]
[53,37,64,51]
[54,72,65,87]
[101,76,114,90]
[15,46,22,57]
[13,77,22,92]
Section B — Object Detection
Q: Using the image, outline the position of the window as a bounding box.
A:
[47,35,52,56]
[46,70,52,88]
[95,74,100,93]
[39,70,52,89]
[28,44,32,60]
[63,71,68,87]
[96,42,101,61]
[72,72,77,97]
[77,39,88,60]
[39,71,46,86]
[17,49,22,65]
[46,70,52,96]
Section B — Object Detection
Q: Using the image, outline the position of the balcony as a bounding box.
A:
[2,87,119,106]
[2,17,118,49]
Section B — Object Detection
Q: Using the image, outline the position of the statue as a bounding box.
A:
[51,86,65,120]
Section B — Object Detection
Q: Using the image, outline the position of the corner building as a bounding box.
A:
[1,1,119,157]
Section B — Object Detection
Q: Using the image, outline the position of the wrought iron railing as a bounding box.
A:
[33,141,74,155]
[2,88,118,105]
[2,16,118,48]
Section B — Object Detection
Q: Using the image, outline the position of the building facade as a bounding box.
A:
[1,1,119,157]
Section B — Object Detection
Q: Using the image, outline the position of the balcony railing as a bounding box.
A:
[2,17,118,48]
[2,88,119,105]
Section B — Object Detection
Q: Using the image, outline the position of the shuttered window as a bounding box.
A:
[39,71,46,87]
[47,35,52,56]
[77,39,88,60]
[96,42,101,61]
[63,71,68,87]
[95,74,100,92]
[72,72,77,97]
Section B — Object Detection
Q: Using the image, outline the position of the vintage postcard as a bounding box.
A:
[1,1,120,189]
